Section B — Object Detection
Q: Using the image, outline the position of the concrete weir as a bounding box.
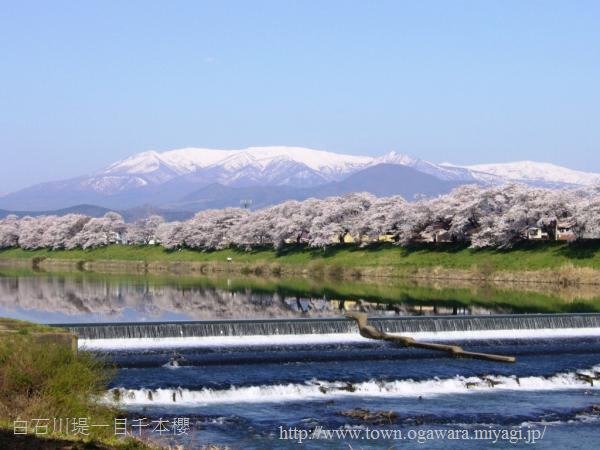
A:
[54,313,600,341]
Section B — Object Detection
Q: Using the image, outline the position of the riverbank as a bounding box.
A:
[0,318,155,449]
[1,241,600,285]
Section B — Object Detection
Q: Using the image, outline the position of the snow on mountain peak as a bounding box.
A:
[5,143,600,214]
[97,146,600,192]
[210,151,261,171]
[159,147,233,172]
[374,151,417,166]
[241,146,373,171]
[464,161,600,186]
[104,146,374,178]
[104,151,165,175]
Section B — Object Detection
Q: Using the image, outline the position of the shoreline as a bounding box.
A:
[0,318,154,449]
[2,242,600,286]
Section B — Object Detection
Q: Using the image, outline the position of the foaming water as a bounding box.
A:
[80,333,366,350]
[80,327,600,350]
[107,365,600,406]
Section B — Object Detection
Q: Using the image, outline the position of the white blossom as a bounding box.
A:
[1,184,597,251]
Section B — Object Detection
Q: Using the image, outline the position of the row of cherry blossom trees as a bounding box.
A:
[1,184,599,251]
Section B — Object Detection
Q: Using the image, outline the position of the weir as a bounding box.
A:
[53,313,600,340]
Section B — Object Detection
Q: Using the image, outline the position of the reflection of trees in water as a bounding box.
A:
[0,276,399,320]
[0,276,125,316]
[0,276,509,320]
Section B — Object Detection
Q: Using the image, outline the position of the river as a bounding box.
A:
[1,269,599,449]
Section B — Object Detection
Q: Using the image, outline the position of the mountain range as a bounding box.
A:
[1,146,599,218]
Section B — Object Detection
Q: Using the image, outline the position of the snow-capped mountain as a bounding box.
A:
[1,145,599,212]
[32,147,375,199]
[76,146,600,195]
[103,146,373,189]
[372,153,592,187]
[456,161,600,187]
[372,151,485,182]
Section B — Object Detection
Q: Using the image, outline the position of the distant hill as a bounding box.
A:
[169,164,460,211]
[170,183,305,211]
[0,204,111,219]
[0,204,193,222]
[308,164,460,200]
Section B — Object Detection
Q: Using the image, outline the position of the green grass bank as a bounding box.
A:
[0,318,155,449]
[2,241,600,284]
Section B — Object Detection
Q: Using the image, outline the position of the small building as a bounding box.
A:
[147,236,162,245]
[330,232,356,244]
[525,227,549,240]
[378,233,396,243]
[111,231,126,245]
[556,220,576,241]
[419,223,452,243]
[342,233,356,244]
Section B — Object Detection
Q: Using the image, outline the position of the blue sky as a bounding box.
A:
[1,0,599,192]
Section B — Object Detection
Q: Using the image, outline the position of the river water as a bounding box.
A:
[1,270,599,449]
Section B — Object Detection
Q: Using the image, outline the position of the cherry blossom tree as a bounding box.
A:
[308,193,375,247]
[2,183,598,251]
[0,215,20,248]
[126,215,164,245]
[70,212,127,249]
[42,214,91,249]
[156,221,186,250]
[17,216,51,249]
[184,208,249,250]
